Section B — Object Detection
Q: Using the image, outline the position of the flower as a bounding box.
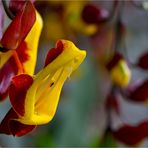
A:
[0,39,86,136]
[0,1,43,100]
[106,53,131,87]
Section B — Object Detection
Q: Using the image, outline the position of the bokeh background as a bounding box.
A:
[1,0,148,147]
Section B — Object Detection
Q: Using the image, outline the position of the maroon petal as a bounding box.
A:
[112,121,148,146]
[82,4,109,24]
[44,40,64,67]
[0,108,36,136]
[9,74,33,116]
[0,108,18,135]
[0,56,18,101]
[1,1,36,51]
[137,52,148,70]
[127,79,148,102]
[9,120,36,137]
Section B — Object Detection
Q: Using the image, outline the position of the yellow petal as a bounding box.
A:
[110,60,131,87]
[23,11,43,75]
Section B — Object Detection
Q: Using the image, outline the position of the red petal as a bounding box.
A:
[0,56,18,101]
[44,40,64,67]
[82,4,109,24]
[9,74,33,116]
[0,108,18,135]
[1,1,36,51]
[137,52,148,70]
[112,121,148,146]
[127,80,148,102]
[0,108,36,136]
[9,120,36,137]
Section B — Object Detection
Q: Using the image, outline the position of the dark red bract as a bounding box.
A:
[112,121,148,146]
[0,108,36,136]
[137,52,148,70]
[127,79,148,102]
[82,4,109,24]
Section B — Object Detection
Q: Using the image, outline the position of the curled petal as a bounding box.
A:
[0,108,36,136]
[112,121,148,146]
[9,0,26,15]
[44,40,64,67]
[1,1,36,51]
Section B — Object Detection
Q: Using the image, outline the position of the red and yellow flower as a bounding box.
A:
[0,1,43,100]
[0,39,86,136]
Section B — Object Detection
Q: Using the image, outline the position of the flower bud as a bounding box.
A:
[106,53,131,87]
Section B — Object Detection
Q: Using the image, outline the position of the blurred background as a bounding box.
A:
[1,0,148,147]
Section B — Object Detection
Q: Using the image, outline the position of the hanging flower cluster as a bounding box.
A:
[0,0,86,136]
[90,1,148,147]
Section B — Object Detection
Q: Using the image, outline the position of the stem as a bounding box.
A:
[113,1,124,51]
[2,0,14,20]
